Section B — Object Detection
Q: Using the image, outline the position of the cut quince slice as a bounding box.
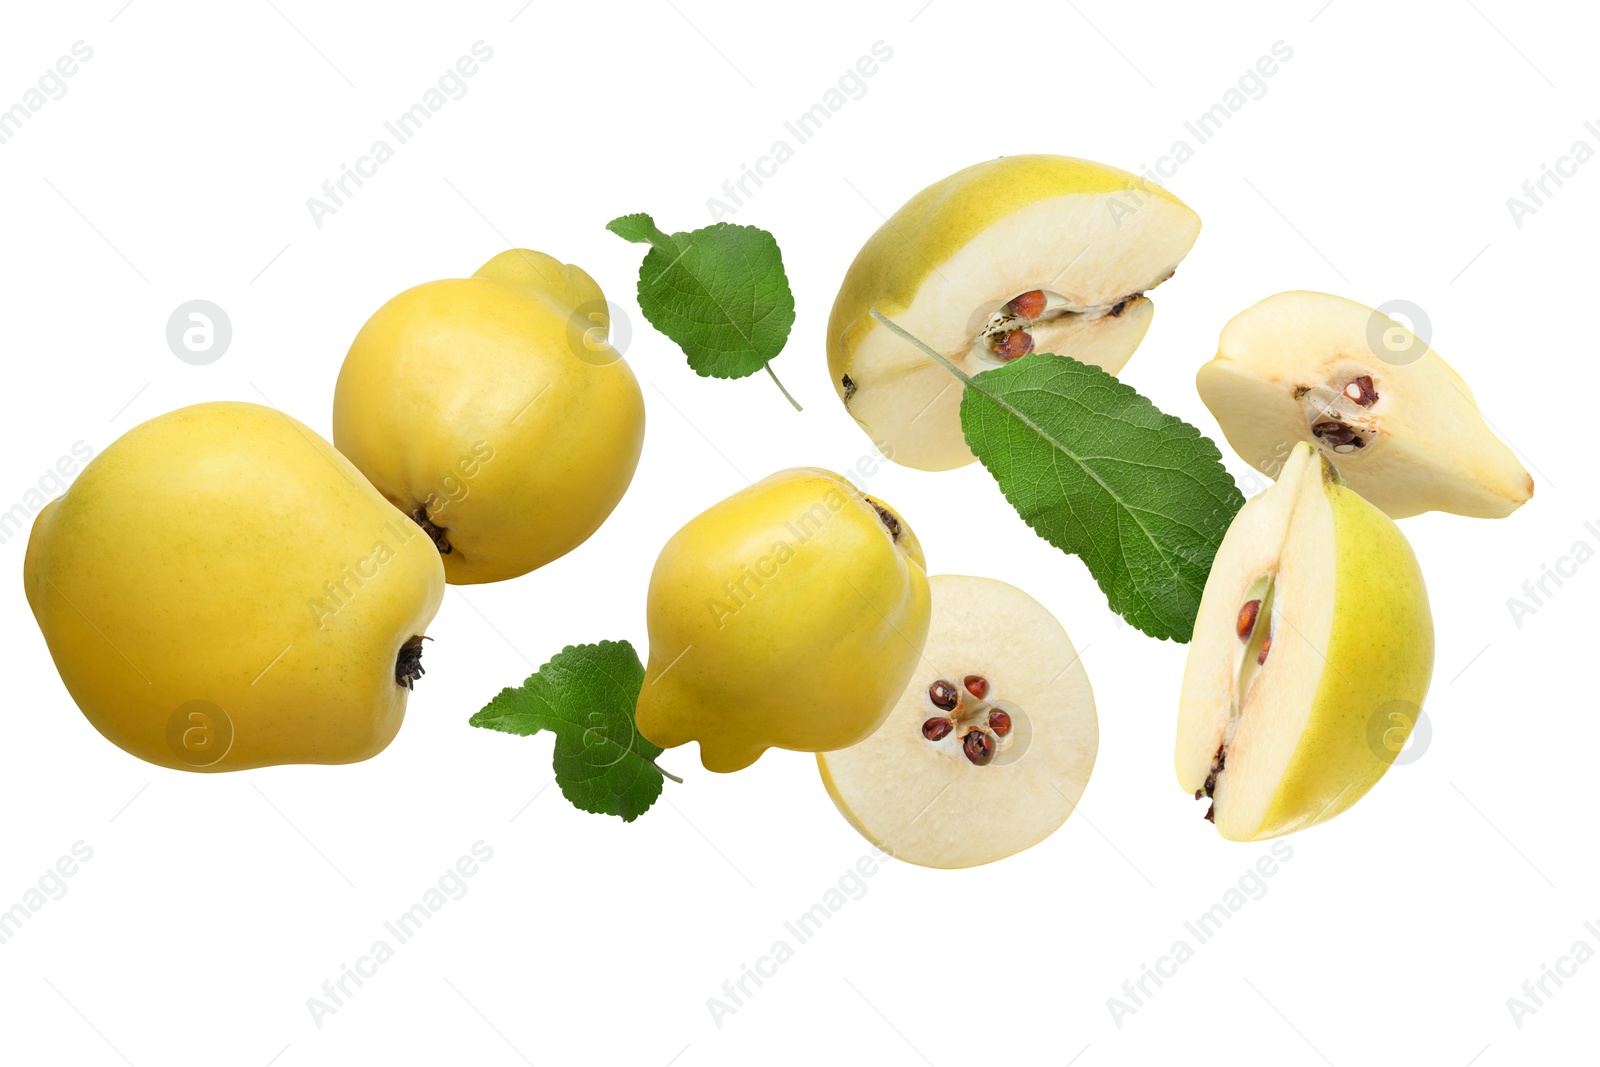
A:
[828,155,1201,471]
[818,575,1097,868]
[1177,442,1434,840]
[1198,291,1533,518]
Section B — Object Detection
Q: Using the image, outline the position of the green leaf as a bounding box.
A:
[605,212,672,248]
[606,212,800,409]
[469,640,676,822]
[871,311,1243,643]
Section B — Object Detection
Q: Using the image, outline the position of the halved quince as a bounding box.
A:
[1177,442,1434,840]
[828,155,1200,471]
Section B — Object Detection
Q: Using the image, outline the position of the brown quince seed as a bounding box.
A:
[928,680,959,711]
[994,330,1034,361]
[1344,375,1378,406]
[1007,290,1047,320]
[962,729,995,766]
[1236,599,1261,643]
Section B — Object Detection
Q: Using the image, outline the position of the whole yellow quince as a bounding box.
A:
[333,249,645,584]
[636,468,931,772]
[24,402,446,771]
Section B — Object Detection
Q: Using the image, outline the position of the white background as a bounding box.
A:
[1,1,1593,1063]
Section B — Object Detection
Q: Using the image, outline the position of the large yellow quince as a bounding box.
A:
[334,249,645,584]
[24,402,446,771]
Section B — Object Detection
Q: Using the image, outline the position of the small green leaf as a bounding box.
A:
[604,213,673,249]
[871,310,1243,642]
[606,212,800,409]
[469,640,675,822]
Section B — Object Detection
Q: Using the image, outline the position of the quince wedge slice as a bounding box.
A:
[1177,442,1433,840]
[1198,291,1533,518]
[828,155,1200,471]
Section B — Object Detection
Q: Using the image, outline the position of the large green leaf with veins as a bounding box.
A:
[872,311,1243,642]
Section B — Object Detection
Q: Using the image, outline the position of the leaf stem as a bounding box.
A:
[652,758,684,785]
[868,308,973,385]
[764,361,802,411]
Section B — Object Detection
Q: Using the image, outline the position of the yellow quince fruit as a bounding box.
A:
[334,249,645,584]
[24,402,446,771]
[636,468,931,772]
